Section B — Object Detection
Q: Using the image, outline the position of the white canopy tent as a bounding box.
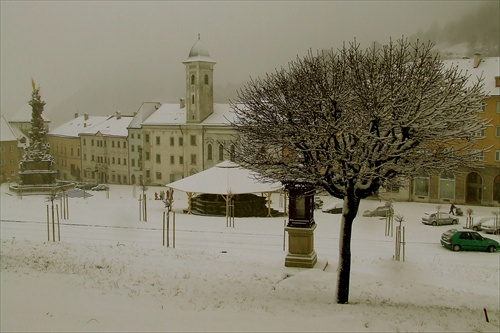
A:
[166,161,284,220]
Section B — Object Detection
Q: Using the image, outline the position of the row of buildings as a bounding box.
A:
[1,38,499,205]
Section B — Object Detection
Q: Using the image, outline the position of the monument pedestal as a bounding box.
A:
[285,224,317,268]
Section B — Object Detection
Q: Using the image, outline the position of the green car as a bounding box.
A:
[441,229,499,252]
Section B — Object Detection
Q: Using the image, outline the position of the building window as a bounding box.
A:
[170,137,174,146]
[131,159,135,167]
[131,133,135,139]
[112,157,115,164]
[84,154,87,161]
[495,150,500,162]
[117,141,121,148]
[10,145,14,152]
[131,145,135,152]
[91,139,94,146]
[439,171,455,200]
[91,155,95,162]
[480,103,486,112]
[204,74,209,84]
[473,129,485,137]
[191,94,195,105]
[145,152,150,160]
[117,158,121,165]
[218,144,224,161]
[190,135,196,146]
[83,139,86,145]
[179,137,183,146]
[112,141,115,148]
[156,154,161,163]
[170,155,175,164]
[191,74,195,84]
[191,154,196,164]
[207,143,213,160]
[156,136,160,145]
[146,170,150,178]
[145,134,150,143]
[179,156,184,164]
[138,134,141,139]
[156,172,162,180]
[497,102,500,113]
[496,126,500,137]
[470,149,484,161]
[414,171,429,197]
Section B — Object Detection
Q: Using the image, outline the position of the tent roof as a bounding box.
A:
[166,161,283,195]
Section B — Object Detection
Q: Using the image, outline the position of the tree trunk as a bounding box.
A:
[336,191,360,304]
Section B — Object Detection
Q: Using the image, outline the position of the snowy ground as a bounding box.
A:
[1,183,499,332]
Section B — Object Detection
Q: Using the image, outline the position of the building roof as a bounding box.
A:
[79,114,133,138]
[142,103,235,126]
[166,161,283,195]
[9,103,51,123]
[48,115,109,138]
[183,36,216,64]
[128,102,162,129]
[442,56,500,96]
[0,116,18,142]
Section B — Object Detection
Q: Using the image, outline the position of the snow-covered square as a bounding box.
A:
[1,183,499,332]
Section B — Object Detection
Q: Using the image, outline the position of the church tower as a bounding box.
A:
[182,35,216,123]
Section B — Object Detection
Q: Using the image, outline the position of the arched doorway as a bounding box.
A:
[466,172,482,204]
[493,175,500,204]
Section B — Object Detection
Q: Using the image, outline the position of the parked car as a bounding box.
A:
[481,217,500,235]
[314,197,324,209]
[322,202,343,214]
[91,184,109,191]
[363,206,391,217]
[422,212,459,226]
[464,216,494,232]
[440,229,499,252]
[75,182,97,190]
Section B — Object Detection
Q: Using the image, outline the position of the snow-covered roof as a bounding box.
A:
[48,115,109,138]
[142,104,186,125]
[166,161,283,195]
[442,56,500,96]
[142,103,234,126]
[80,115,133,138]
[0,116,18,142]
[9,103,51,123]
[128,102,162,129]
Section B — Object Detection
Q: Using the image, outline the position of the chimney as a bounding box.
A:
[116,111,121,119]
[74,112,79,119]
[180,98,186,109]
[84,113,89,121]
[473,53,481,68]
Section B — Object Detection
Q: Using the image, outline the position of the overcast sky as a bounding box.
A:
[0,1,491,127]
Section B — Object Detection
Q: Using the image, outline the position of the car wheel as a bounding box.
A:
[452,244,461,252]
[432,222,437,226]
[472,226,479,231]
[453,220,458,224]
[486,246,496,253]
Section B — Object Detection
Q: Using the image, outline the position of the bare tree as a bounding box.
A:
[230,39,489,304]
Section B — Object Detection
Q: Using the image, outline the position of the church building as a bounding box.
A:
[132,36,236,186]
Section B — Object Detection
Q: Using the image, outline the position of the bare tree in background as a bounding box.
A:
[230,39,489,304]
